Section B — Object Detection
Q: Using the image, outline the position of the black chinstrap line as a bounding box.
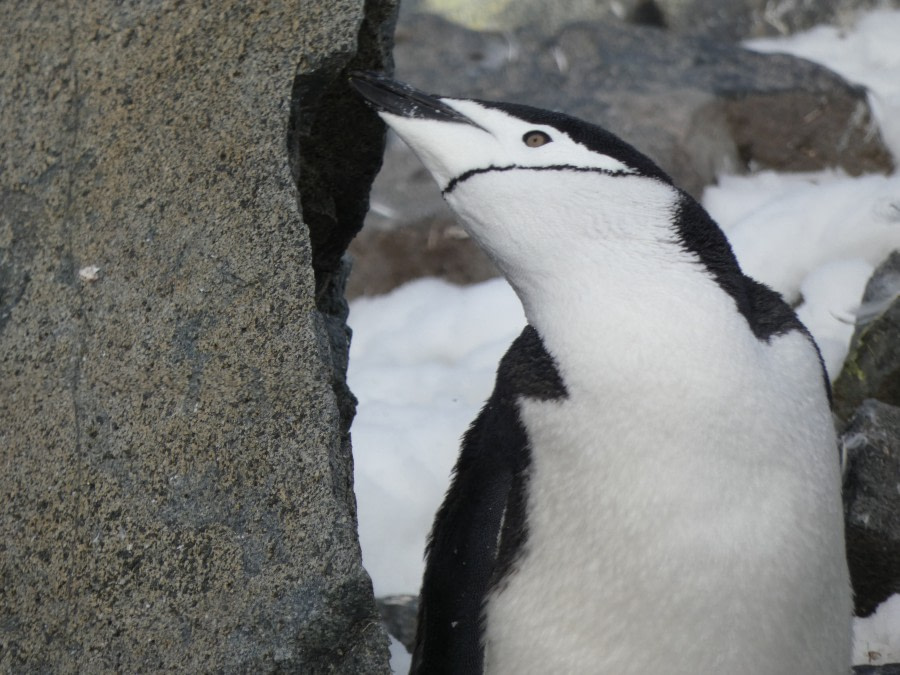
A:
[441,163,635,195]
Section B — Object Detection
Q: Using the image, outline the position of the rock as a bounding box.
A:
[394,14,892,195]
[0,1,395,671]
[833,251,900,421]
[400,0,663,32]
[351,13,892,296]
[656,0,900,41]
[376,594,419,653]
[854,664,900,674]
[402,0,900,40]
[347,216,497,298]
[841,400,900,617]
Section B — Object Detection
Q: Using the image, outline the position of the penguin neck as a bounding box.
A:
[446,170,750,393]
[507,246,749,398]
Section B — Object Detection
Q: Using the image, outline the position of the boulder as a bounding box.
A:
[0,0,396,671]
[350,13,892,297]
[400,0,663,32]
[834,251,900,421]
[842,400,900,617]
[347,211,498,297]
[654,0,900,41]
[401,0,900,40]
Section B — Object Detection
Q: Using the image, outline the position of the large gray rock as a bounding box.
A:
[350,13,891,297]
[842,400,900,617]
[655,0,900,41]
[834,251,900,421]
[402,0,900,40]
[400,0,663,32]
[0,1,395,671]
[347,208,498,297]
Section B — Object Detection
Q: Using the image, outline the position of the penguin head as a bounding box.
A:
[349,71,689,297]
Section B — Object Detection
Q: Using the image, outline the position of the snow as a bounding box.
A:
[703,169,900,377]
[389,635,413,673]
[351,278,523,596]
[349,9,900,670]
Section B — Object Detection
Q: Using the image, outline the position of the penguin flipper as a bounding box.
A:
[410,326,567,674]
[409,399,515,674]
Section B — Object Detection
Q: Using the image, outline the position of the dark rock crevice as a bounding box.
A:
[289,0,399,294]
[289,0,400,536]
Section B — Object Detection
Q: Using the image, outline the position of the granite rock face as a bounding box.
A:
[350,12,892,297]
[0,1,395,672]
[834,251,900,422]
[842,400,900,618]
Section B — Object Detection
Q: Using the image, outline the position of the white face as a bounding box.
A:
[379,98,683,311]
[379,99,636,192]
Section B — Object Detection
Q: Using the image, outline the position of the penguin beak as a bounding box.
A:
[349,71,483,130]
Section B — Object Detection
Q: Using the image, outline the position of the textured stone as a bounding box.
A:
[841,400,900,617]
[0,1,395,671]
[834,251,900,421]
[352,13,892,296]
[402,0,900,40]
[347,216,497,298]
[656,0,900,41]
[400,0,662,32]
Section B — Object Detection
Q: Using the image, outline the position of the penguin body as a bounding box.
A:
[349,72,852,674]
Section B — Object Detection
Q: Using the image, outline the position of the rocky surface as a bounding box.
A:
[1,1,395,671]
[834,251,900,421]
[642,0,900,41]
[350,12,893,297]
[348,202,498,297]
[402,0,900,40]
[399,0,663,33]
[842,400,900,618]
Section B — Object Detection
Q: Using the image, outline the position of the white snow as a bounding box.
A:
[704,169,900,377]
[350,9,900,670]
[389,635,413,673]
[351,278,524,597]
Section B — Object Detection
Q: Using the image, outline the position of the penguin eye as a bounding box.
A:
[523,131,552,147]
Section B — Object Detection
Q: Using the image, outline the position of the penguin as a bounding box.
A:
[349,71,852,675]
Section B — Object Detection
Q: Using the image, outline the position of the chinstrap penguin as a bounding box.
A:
[349,71,852,675]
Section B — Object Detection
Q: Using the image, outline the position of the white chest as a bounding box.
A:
[481,328,850,674]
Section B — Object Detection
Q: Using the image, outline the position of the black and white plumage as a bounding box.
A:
[350,71,851,674]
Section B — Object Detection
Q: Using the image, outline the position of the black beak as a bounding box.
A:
[349,71,482,129]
